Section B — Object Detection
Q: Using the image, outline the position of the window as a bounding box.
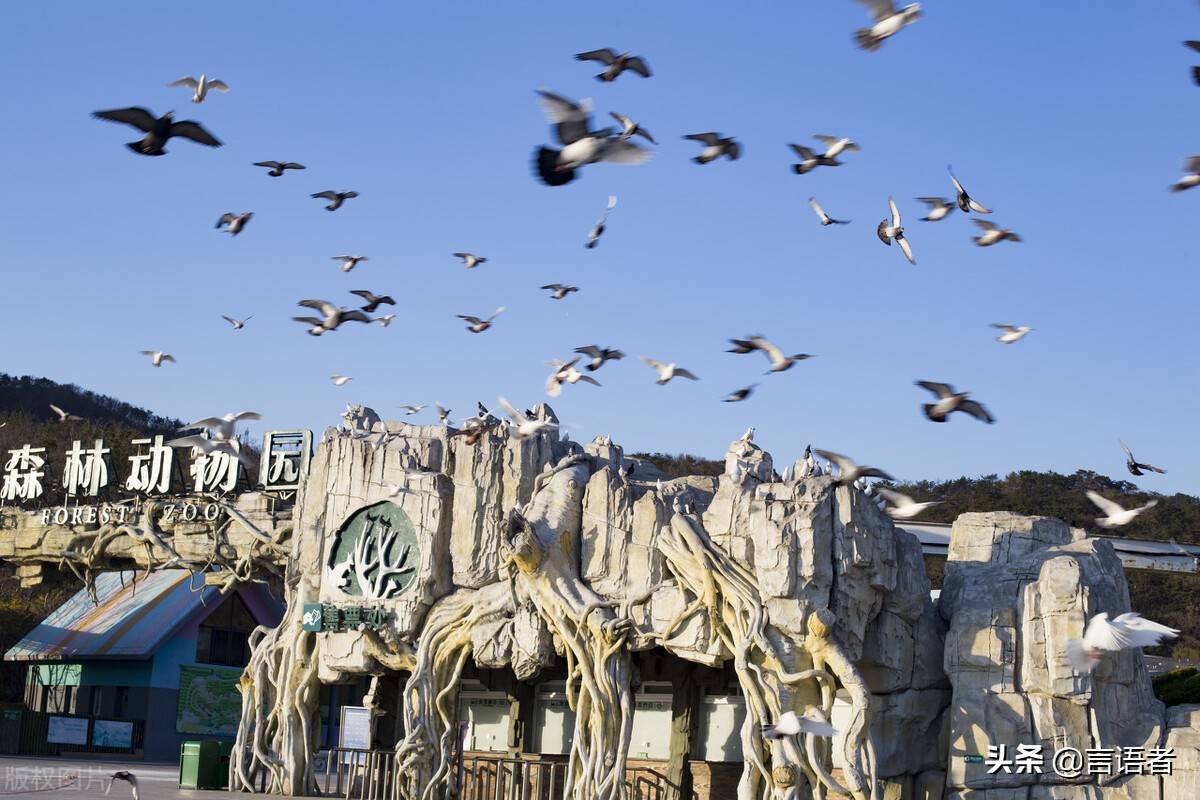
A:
[196,593,256,667]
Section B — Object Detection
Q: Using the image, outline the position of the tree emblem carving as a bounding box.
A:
[326,502,418,600]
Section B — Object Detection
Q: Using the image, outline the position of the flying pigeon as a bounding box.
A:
[813,449,894,485]
[723,384,757,403]
[350,290,395,313]
[610,112,655,144]
[293,300,372,335]
[876,488,942,519]
[221,314,253,330]
[727,335,814,373]
[533,90,651,186]
[808,198,850,226]
[180,411,262,443]
[92,108,221,155]
[1120,440,1166,477]
[253,160,306,177]
[545,358,601,397]
[574,49,652,81]
[373,314,396,327]
[915,381,994,423]
[854,0,923,52]
[140,350,175,367]
[948,166,992,213]
[331,375,352,387]
[49,404,84,422]
[1086,491,1158,529]
[215,212,253,236]
[586,195,618,249]
[435,403,451,424]
[685,132,741,164]
[497,397,557,440]
[105,770,140,800]
[877,197,915,264]
[457,307,505,333]
[167,74,229,103]
[311,190,358,211]
[814,135,860,160]
[640,357,699,385]
[1066,612,1178,672]
[789,143,839,174]
[541,283,579,300]
[574,345,625,371]
[761,710,837,740]
[398,405,427,416]
[991,324,1032,344]
[333,255,368,272]
[972,219,1022,247]
[1169,156,1200,192]
[915,197,954,221]
[453,252,488,269]
[1185,41,1200,86]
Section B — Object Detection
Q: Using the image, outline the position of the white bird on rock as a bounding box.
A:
[1066,612,1179,672]
[640,357,699,385]
[498,397,557,440]
[761,710,837,740]
[877,197,915,264]
[991,324,1032,344]
[876,488,942,519]
[167,74,229,103]
[1086,491,1158,529]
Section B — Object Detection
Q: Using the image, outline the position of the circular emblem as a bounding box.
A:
[326,502,419,599]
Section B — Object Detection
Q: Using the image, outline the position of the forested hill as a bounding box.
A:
[0,373,181,430]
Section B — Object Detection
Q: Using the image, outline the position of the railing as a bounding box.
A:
[458,756,569,800]
[321,747,397,800]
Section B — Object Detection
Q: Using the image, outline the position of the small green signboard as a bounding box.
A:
[964,754,984,764]
[302,602,388,633]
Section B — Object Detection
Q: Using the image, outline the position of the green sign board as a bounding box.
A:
[326,502,419,599]
[177,664,243,737]
[964,754,984,764]
[302,603,389,633]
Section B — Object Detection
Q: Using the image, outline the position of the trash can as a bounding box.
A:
[179,740,225,789]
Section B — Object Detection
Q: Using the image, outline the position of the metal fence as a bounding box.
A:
[0,708,144,757]
[321,747,397,800]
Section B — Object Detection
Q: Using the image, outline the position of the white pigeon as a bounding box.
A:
[640,356,699,385]
[457,307,505,333]
[49,404,84,422]
[331,375,352,387]
[333,255,368,272]
[972,219,1022,247]
[948,166,992,213]
[586,195,618,249]
[167,74,229,103]
[293,300,372,336]
[876,197,915,264]
[399,405,427,416]
[181,411,262,442]
[215,211,253,236]
[727,335,814,373]
[761,710,837,740]
[814,135,860,159]
[534,90,652,186]
[453,252,488,269]
[373,314,396,327]
[808,197,850,226]
[1066,612,1179,672]
[221,314,253,330]
[1169,156,1200,192]
[915,196,954,221]
[991,324,1032,344]
[876,488,942,519]
[497,397,558,440]
[167,433,251,465]
[140,350,175,367]
[1085,490,1158,529]
[610,113,655,143]
[545,358,601,397]
[436,403,451,425]
[853,0,922,52]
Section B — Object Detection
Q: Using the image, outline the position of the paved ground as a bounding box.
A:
[0,755,250,800]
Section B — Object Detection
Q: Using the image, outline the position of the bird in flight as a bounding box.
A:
[333,255,368,272]
[221,314,253,330]
[808,197,850,226]
[574,49,652,82]
[640,357,699,385]
[311,190,359,211]
[685,133,741,164]
[585,195,618,249]
[545,358,601,397]
[1086,491,1158,528]
[876,488,942,519]
[727,335,813,373]
[497,397,557,440]
[253,160,306,177]
[350,290,395,313]
[1119,441,1166,477]
[399,405,427,416]
[106,770,140,800]
[140,350,175,367]
[610,113,655,144]
[373,314,396,327]
[541,283,579,300]
[1169,156,1200,192]
[788,143,839,174]
[293,300,372,336]
[533,90,652,186]
[915,197,954,222]
[331,375,352,387]
[167,74,229,103]
[574,345,624,371]
[722,384,757,403]
[877,197,915,264]
[453,252,488,269]
[457,307,505,333]
[92,108,221,156]
[215,212,253,236]
[1066,612,1178,672]
[179,411,262,443]
[49,404,84,422]
[991,324,1032,344]
[915,381,994,424]
[948,166,992,213]
[854,0,922,51]
[972,219,1022,247]
[761,710,836,740]
[813,449,894,486]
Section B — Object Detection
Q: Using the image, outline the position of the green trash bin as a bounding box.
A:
[179,740,225,789]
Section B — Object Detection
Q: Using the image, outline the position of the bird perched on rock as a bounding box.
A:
[453,252,488,269]
[293,300,372,336]
[350,290,395,313]
[167,74,229,103]
[333,255,368,272]
[545,358,601,397]
[106,770,140,800]
[641,357,699,385]
[877,197,915,264]
[498,397,557,440]
[49,404,84,422]
[853,0,922,51]
[972,219,1021,247]
[1066,612,1178,672]
[311,190,358,211]
[1120,440,1166,477]
[574,49,652,81]
[915,197,954,221]
[723,384,757,403]
[215,212,253,236]
[586,195,617,249]
[574,345,624,371]
[1086,490,1158,529]
[92,108,222,155]
[813,449,894,485]
[140,350,175,367]
[457,307,505,333]
[685,133,741,164]
[761,710,837,740]
[533,90,652,186]
[727,335,813,373]
[221,314,253,330]
[948,166,991,213]
[331,375,352,387]
[541,283,579,300]
[253,160,305,177]
[876,488,942,519]
[610,113,654,144]
[788,144,839,174]
[1169,156,1200,192]
[915,381,994,423]
[991,324,1032,344]
[808,198,850,226]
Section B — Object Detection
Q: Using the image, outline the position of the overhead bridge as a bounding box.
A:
[898,521,1200,574]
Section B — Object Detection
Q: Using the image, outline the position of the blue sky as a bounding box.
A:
[2,1,1197,494]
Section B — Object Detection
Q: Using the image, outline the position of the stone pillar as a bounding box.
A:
[665,661,699,800]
